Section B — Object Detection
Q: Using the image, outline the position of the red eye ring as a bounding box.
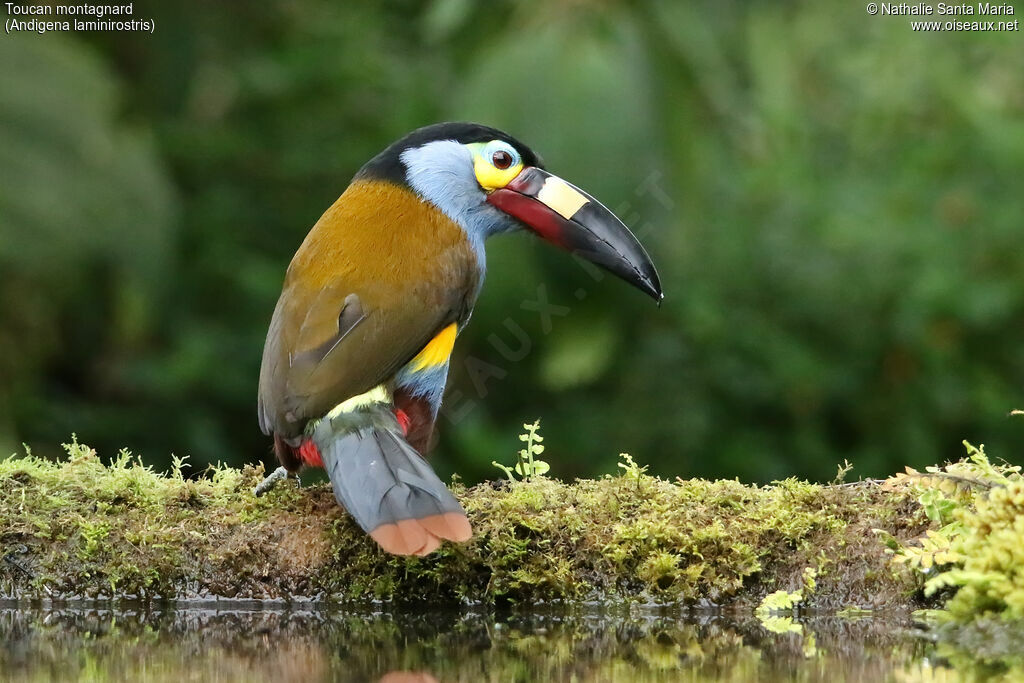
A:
[492,150,513,170]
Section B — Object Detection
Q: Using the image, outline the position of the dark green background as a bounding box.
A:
[1,1,1022,483]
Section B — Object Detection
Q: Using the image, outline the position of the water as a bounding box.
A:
[0,603,987,682]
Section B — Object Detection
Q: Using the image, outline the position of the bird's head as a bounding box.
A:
[356,122,663,301]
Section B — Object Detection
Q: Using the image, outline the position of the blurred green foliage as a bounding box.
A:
[0,0,1021,482]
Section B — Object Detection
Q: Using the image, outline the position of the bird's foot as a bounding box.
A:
[254,466,298,497]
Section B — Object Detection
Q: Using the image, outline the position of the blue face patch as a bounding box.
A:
[400,140,522,271]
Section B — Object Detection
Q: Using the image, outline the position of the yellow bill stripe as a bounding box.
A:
[536,176,589,220]
[411,323,457,371]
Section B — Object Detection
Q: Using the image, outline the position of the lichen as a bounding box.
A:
[1,438,938,607]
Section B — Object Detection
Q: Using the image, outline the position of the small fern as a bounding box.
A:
[492,419,550,481]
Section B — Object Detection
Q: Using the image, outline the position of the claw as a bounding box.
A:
[254,466,297,496]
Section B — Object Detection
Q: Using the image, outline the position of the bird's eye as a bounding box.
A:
[474,141,522,190]
[492,150,513,169]
[482,141,519,171]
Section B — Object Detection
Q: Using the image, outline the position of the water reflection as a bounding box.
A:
[0,603,966,682]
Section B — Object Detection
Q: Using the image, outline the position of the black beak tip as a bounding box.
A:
[639,271,664,304]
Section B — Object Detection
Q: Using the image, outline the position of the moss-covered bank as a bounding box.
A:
[1,438,945,608]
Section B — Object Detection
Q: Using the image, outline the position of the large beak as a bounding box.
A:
[487,167,663,301]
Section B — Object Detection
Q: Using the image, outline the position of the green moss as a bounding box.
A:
[887,441,1024,623]
[926,480,1024,621]
[1,440,938,607]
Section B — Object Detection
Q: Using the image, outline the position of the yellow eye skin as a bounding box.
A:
[469,141,524,191]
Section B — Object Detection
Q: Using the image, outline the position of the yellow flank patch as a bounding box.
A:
[411,323,457,371]
[327,385,392,417]
[537,176,589,220]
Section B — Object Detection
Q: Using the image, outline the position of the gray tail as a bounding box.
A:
[312,406,471,556]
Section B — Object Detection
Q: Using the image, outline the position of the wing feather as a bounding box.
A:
[257,181,480,438]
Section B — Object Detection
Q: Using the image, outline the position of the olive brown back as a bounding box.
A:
[258,179,480,440]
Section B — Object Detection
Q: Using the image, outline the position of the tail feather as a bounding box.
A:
[314,411,471,556]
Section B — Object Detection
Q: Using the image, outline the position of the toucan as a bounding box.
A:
[257,122,663,556]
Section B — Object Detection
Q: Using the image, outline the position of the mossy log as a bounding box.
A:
[0,441,933,607]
